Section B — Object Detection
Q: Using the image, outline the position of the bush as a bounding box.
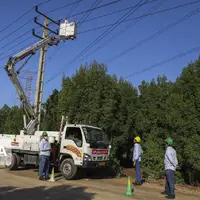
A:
[142,136,164,180]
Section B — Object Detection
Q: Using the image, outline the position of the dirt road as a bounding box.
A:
[0,168,199,200]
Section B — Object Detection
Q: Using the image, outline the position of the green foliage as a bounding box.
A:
[41,89,59,131]
[2,58,200,184]
[0,105,23,135]
[142,135,164,180]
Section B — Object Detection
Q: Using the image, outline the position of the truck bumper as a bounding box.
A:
[82,161,108,168]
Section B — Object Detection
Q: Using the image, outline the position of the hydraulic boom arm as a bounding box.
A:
[4,21,77,135]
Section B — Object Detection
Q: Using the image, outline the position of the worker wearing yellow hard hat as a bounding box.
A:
[132,136,143,185]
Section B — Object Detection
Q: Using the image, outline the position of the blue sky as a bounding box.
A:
[0,0,200,107]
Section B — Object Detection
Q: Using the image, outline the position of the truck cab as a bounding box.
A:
[59,124,111,180]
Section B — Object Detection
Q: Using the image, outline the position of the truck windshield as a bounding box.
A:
[82,126,108,145]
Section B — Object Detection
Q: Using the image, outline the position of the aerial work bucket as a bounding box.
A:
[59,19,77,40]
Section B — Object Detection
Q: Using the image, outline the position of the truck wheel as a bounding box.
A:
[60,158,77,180]
[6,153,17,170]
[15,153,21,168]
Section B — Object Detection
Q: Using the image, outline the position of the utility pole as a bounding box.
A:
[34,18,48,131]
[33,6,60,131]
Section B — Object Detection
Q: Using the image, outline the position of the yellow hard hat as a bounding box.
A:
[134,136,141,143]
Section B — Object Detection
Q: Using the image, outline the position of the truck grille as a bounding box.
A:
[97,156,103,161]
[92,156,104,161]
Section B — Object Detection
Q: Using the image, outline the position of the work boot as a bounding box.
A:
[161,191,168,195]
[165,195,175,199]
[39,176,44,181]
[44,176,50,181]
[133,181,142,186]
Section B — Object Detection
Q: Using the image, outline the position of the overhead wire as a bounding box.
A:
[66,0,82,17]
[79,0,167,62]
[1,0,120,51]
[46,0,83,62]
[0,0,52,33]
[124,44,200,79]
[78,0,102,25]
[1,30,32,49]
[84,0,200,23]
[45,0,163,82]
[108,8,200,63]
[48,0,121,27]
[2,0,199,62]
[84,0,159,23]
[58,0,122,19]
[0,0,81,59]
[79,0,200,34]
[46,0,84,14]
[45,0,146,84]
[0,19,35,43]
[0,38,39,61]
[0,0,82,45]
[45,0,103,63]
[0,0,151,53]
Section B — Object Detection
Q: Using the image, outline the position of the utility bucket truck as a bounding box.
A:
[0,19,111,180]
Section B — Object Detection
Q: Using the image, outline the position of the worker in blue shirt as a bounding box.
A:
[162,137,178,199]
[133,136,143,185]
[39,131,51,181]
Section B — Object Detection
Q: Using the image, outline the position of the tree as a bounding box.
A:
[41,89,59,131]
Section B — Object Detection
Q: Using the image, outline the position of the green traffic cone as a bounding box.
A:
[125,176,133,196]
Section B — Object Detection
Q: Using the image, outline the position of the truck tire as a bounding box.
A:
[15,153,21,168]
[6,153,17,170]
[60,158,77,180]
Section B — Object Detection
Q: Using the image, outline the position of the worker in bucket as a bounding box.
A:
[132,136,143,185]
[39,131,51,181]
[162,137,178,199]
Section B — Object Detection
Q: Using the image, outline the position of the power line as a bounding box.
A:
[46,0,84,14]
[0,8,33,34]
[124,45,200,79]
[63,0,122,19]
[45,0,105,64]
[3,36,33,54]
[84,0,200,24]
[1,0,120,49]
[78,0,102,25]
[0,0,80,58]
[84,0,159,23]
[37,0,53,7]
[0,19,34,43]
[0,29,41,60]
[45,0,164,72]
[45,0,83,64]
[108,8,200,63]
[0,39,39,61]
[0,0,51,33]
[120,0,200,24]
[1,30,31,49]
[48,0,122,27]
[66,0,82,17]
[79,0,167,62]
[79,0,200,34]
[3,0,198,62]
[45,0,146,84]
[0,0,80,45]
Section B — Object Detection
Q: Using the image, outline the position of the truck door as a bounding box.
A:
[61,127,83,166]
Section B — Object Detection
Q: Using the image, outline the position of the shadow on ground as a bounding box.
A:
[0,185,95,200]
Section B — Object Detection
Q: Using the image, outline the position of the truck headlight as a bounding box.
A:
[83,153,92,161]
